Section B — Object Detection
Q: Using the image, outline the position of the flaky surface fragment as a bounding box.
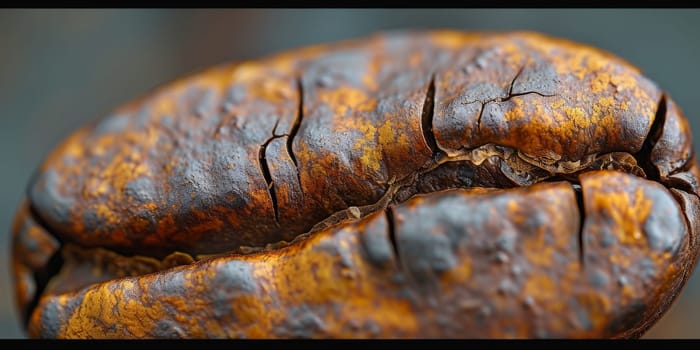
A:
[11,30,700,338]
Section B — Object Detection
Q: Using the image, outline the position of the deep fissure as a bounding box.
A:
[385,206,400,267]
[572,183,586,270]
[476,90,555,135]
[23,205,66,329]
[504,90,556,100]
[258,136,283,224]
[421,74,440,157]
[287,77,304,187]
[507,65,524,97]
[635,95,667,182]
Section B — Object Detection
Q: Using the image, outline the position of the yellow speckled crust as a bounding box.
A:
[11,30,700,338]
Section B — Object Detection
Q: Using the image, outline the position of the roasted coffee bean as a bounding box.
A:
[11,30,700,338]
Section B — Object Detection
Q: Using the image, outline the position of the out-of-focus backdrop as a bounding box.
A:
[1,9,699,338]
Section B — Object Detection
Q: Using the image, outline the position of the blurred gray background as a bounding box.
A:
[1,9,699,338]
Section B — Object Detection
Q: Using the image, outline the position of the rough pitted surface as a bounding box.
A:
[10,30,700,338]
